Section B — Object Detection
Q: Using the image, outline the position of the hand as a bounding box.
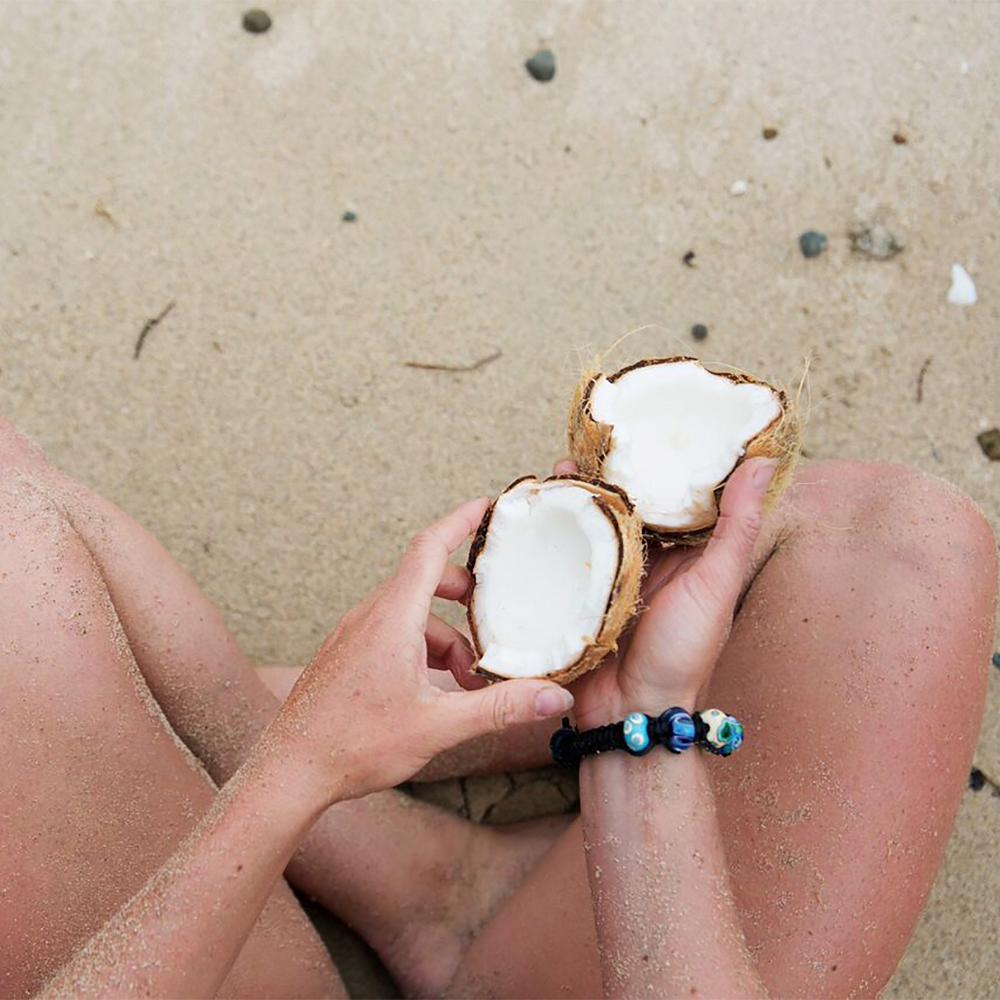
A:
[559,458,777,727]
[262,498,575,806]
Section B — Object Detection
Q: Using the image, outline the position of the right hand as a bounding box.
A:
[261,498,575,807]
[551,458,775,727]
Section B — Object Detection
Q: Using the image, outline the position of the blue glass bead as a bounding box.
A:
[661,708,696,754]
[622,712,652,755]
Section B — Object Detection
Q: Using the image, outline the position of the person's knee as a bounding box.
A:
[795,459,997,586]
[0,465,69,559]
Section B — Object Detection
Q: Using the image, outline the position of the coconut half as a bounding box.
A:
[569,357,798,543]
[467,476,644,685]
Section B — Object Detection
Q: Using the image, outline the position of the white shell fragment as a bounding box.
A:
[470,479,620,679]
[947,264,977,306]
[729,179,748,197]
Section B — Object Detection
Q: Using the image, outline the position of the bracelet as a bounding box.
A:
[550,707,744,767]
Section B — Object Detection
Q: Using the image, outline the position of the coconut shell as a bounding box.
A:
[568,356,800,545]
[467,475,645,686]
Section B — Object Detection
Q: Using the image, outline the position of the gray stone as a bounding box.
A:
[977,428,1000,461]
[242,8,271,33]
[525,49,556,83]
[799,230,828,258]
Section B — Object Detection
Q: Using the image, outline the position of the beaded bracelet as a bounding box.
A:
[550,708,744,767]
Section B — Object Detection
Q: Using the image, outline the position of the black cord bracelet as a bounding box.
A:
[550,708,744,766]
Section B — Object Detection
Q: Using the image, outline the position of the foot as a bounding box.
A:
[368,813,571,997]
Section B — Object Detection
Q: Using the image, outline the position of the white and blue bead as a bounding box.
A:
[699,708,744,757]
[622,712,652,755]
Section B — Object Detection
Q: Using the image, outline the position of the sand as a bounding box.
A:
[1,1,997,996]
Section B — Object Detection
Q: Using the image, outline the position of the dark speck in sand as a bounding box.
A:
[969,768,985,792]
[342,210,358,223]
[799,231,828,258]
[976,428,1000,461]
[525,49,556,82]
[691,323,708,342]
[892,131,908,145]
[992,652,1000,671]
[682,250,696,268]
[242,8,272,33]
[762,126,779,140]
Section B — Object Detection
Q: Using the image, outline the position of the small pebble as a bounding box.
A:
[991,652,1000,671]
[242,8,271,33]
[977,428,1000,461]
[341,210,358,223]
[947,263,977,306]
[729,179,748,197]
[851,224,904,260]
[682,250,696,268]
[969,768,986,792]
[762,127,778,140]
[691,323,708,342]
[892,132,908,145]
[525,49,556,83]
[799,230,828,258]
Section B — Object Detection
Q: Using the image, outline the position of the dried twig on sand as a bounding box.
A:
[403,349,502,373]
[134,301,176,360]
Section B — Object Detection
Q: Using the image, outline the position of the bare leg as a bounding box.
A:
[447,461,997,998]
[0,473,341,998]
[0,421,561,997]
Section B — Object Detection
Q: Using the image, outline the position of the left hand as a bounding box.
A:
[263,497,575,806]
[561,457,777,727]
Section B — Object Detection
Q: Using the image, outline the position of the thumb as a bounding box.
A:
[686,457,776,615]
[441,679,574,744]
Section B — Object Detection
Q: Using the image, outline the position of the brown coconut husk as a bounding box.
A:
[467,474,645,686]
[568,356,801,545]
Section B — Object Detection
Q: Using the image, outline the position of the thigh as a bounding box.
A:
[0,477,342,998]
[448,461,996,998]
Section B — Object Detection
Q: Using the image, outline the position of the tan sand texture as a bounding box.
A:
[1,1,997,995]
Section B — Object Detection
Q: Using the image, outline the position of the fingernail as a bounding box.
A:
[535,687,574,717]
[753,459,778,493]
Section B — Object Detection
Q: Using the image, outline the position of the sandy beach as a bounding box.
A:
[1,1,998,994]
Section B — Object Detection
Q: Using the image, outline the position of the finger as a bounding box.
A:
[435,563,473,604]
[552,458,578,476]
[445,657,491,691]
[683,458,776,615]
[393,496,490,621]
[641,546,700,602]
[425,613,477,679]
[438,679,575,745]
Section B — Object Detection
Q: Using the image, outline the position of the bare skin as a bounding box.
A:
[37,496,576,997]
[0,417,995,997]
[0,426,569,998]
[447,460,997,998]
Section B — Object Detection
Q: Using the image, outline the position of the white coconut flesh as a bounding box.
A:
[472,480,621,679]
[590,360,782,531]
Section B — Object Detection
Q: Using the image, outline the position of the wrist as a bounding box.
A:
[247,731,347,825]
[574,686,703,729]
